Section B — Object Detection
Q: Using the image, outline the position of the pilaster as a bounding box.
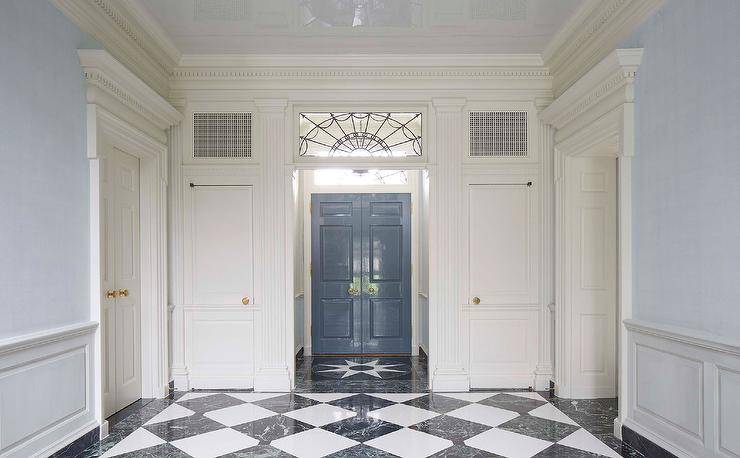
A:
[429,98,469,391]
[254,99,292,391]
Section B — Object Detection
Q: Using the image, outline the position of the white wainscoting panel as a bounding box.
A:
[625,319,740,457]
[185,309,255,389]
[0,322,97,457]
[468,309,539,389]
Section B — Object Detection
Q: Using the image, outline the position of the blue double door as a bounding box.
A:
[311,193,412,355]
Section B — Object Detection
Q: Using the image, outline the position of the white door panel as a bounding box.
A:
[102,147,141,417]
[186,186,254,305]
[566,157,617,398]
[466,182,538,305]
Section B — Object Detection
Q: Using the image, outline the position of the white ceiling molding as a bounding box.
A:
[53,0,181,97]
[543,0,662,97]
[540,48,642,151]
[79,49,182,138]
[170,54,552,93]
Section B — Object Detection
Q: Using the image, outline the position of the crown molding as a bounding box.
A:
[52,0,180,97]
[79,49,182,130]
[171,54,552,91]
[541,48,642,132]
[543,0,662,97]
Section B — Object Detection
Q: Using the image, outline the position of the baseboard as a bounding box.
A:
[188,374,254,390]
[46,423,99,458]
[469,374,536,390]
[431,371,469,392]
[622,424,679,458]
[254,370,291,392]
[613,417,622,439]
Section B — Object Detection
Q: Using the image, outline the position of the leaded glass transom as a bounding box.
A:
[299,112,422,158]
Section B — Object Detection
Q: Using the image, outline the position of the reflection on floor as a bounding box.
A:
[295,355,429,393]
[76,390,643,457]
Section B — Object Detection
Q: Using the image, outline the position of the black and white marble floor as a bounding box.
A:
[76,390,642,457]
[294,356,429,393]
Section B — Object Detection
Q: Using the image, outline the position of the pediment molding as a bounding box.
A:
[79,50,182,132]
[540,48,642,134]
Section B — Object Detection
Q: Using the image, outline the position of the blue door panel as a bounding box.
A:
[312,193,411,354]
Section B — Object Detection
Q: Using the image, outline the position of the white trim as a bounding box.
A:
[53,0,179,96]
[81,51,180,428]
[0,322,98,356]
[624,319,740,358]
[543,50,642,408]
[543,0,663,96]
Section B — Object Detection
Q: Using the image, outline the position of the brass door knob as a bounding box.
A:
[368,286,376,293]
[348,287,359,296]
[105,290,118,299]
[118,289,129,297]
[472,296,481,305]
[242,296,250,305]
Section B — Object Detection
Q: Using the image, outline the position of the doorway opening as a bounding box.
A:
[292,169,429,392]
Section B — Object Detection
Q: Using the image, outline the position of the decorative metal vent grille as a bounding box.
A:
[469,111,527,157]
[194,0,249,21]
[193,112,252,159]
[471,0,527,20]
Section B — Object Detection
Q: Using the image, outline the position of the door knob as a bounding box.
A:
[105,290,118,299]
[118,289,129,297]
[472,296,480,305]
[242,296,250,305]
[348,287,358,296]
[368,286,376,293]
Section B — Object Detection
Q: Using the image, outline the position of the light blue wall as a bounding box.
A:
[0,1,93,338]
[624,0,740,339]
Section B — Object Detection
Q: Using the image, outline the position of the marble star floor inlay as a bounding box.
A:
[74,390,644,458]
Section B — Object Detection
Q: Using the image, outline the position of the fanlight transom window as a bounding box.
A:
[299,112,422,158]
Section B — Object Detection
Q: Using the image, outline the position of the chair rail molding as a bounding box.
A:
[541,49,642,418]
[624,319,740,457]
[543,0,662,97]
[53,0,180,97]
[81,50,181,428]
[0,322,97,457]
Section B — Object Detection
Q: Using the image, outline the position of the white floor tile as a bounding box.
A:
[366,393,427,403]
[465,428,552,458]
[100,428,165,457]
[177,392,218,402]
[144,403,195,425]
[436,392,499,403]
[271,427,358,458]
[204,402,277,426]
[367,403,439,427]
[226,392,286,403]
[170,428,258,458]
[296,392,356,403]
[446,403,519,427]
[504,391,547,401]
[527,403,579,426]
[558,428,621,458]
[365,428,453,458]
[283,403,357,426]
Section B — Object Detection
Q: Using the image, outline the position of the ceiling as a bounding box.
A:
[139,0,584,55]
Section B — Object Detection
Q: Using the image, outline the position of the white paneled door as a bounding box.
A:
[102,147,141,417]
[566,156,617,398]
[464,178,540,388]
